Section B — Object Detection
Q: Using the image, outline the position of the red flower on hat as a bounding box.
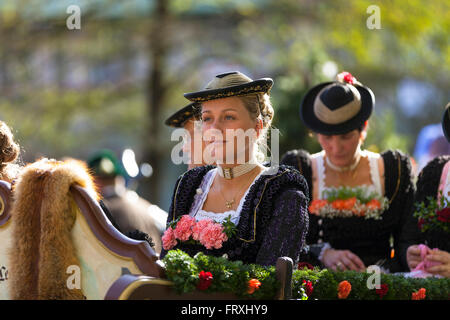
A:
[337,71,356,85]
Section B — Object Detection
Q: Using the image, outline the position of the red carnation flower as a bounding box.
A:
[436,207,450,223]
[298,262,314,270]
[337,71,356,85]
[375,284,389,299]
[197,271,213,291]
[302,280,314,297]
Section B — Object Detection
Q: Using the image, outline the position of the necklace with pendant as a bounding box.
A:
[217,168,258,210]
[224,199,234,209]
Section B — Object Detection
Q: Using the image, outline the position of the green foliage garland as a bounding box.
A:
[163,250,279,299]
[163,250,450,300]
[292,267,449,300]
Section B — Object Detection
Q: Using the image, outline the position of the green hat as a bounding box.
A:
[87,149,127,178]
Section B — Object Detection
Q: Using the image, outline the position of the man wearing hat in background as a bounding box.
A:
[165,102,206,170]
[88,149,167,254]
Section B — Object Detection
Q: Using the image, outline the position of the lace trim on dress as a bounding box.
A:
[364,150,383,196]
[189,167,268,225]
[188,168,217,219]
[312,151,326,198]
[314,149,383,199]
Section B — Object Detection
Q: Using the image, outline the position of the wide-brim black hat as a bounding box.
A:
[442,102,450,142]
[164,102,199,128]
[300,73,375,135]
[184,71,273,103]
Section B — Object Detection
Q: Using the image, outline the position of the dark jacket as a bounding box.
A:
[402,155,449,252]
[280,149,417,272]
[160,165,309,266]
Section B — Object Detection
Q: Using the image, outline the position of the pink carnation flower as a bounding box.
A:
[162,227,177,250]
[199,223,228,250]
[173,215,196,241]
[192,219,214,241]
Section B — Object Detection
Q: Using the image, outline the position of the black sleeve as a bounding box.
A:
[255,188,309,266]
[280,149,313,191]
[159,175,184,260]
[384,150,421,271]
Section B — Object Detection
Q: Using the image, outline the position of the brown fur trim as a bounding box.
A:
[9,158,98,300]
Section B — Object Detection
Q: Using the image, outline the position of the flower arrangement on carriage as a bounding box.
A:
[308,186,389,220]
[159,214,449,300]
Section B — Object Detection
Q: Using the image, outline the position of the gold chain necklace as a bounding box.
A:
[216,168,258,209]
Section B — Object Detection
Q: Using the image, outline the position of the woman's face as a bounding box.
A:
[201,96,260,165]
[317,129,365,167]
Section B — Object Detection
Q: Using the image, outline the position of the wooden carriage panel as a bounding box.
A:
[0,181,12,300]
[69,185,165,299]
[105,274,239,300]
[104,257,293,300]
[1,156,166,300]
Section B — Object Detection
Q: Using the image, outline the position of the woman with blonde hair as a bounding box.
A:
[160,71,309,266]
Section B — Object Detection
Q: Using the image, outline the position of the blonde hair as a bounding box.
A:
[238,93,274,164]
[0,121,21,182]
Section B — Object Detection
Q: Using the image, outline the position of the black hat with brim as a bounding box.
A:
[442,103,450,142]
[300,81,375,135]
[164,102,199,128]
[184,71,273,103]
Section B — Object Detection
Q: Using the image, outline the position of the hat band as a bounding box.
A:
[189,84,272,102]
[313,85,362,125]
[205,73,253,90]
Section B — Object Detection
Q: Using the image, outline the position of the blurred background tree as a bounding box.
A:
[0,0,448,210]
